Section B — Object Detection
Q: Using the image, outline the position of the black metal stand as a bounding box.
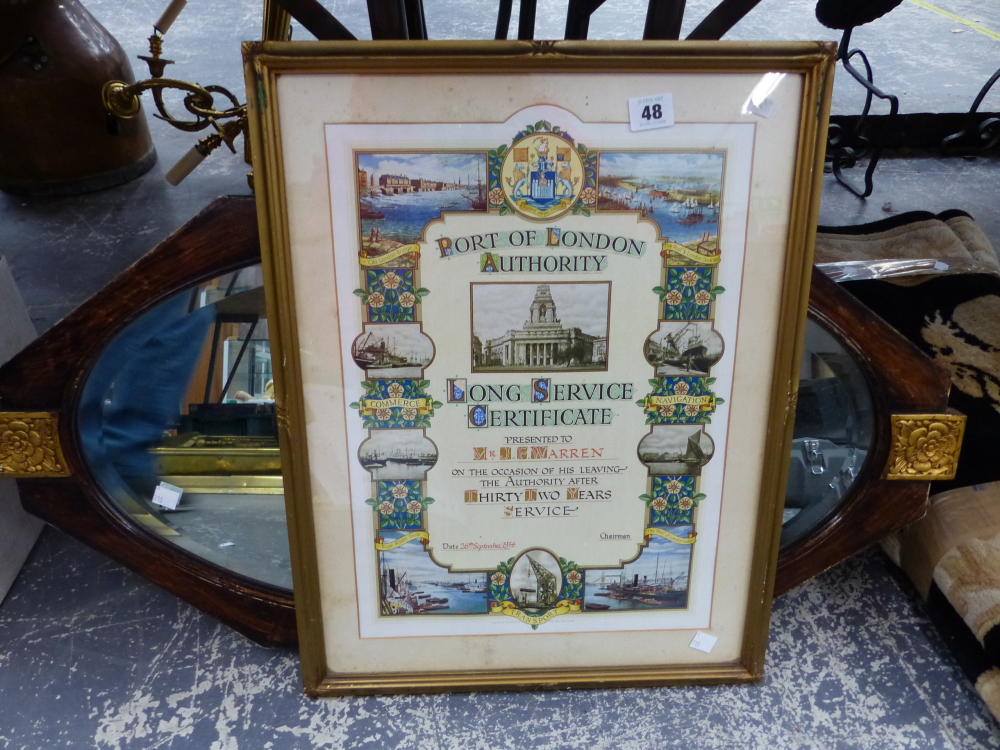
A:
[827,27,899,199]
[942,65,1000,155]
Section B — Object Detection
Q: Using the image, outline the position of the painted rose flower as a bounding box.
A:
[651,497,668,511]
[694,290,712,306]
[398,291,416,308]
[658,405,672,418]
[401,407,417,420]
[678,496,694,510]
[376,408,392,420]
[665,290,683,306]
[387,382,404,398]
[391,483,409,499]
[378,501,394,515]
[684,403,701,417]
[488,187,505,207]
[673,381,690,396]
[665,479,683,495]
[491,572,506,586]
[565,570,582,585]
[367,292,385,308]
[381,272,401,290]
[681,270,700,287]
[406,500,423,515]
[581,187,597,206]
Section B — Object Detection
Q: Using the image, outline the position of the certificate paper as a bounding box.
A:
[245,41,834,693]
[328,109,752,638]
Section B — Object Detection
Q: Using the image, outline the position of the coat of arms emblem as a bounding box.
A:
[499,132,585,220]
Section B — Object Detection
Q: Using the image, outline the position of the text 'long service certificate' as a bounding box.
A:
[327,106,754,638]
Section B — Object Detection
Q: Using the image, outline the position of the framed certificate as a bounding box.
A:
[243,40,835,695]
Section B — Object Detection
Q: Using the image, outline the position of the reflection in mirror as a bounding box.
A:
[77,265,291,589]
[781,317,874,550]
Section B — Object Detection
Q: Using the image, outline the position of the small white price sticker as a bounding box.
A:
[151,481,183,511]
[689,631,718,654]
[743,98,775,118]
[628,93,674,132]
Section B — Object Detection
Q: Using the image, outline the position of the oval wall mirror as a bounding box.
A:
[0,198,295,646]
[774,269,957,594]
[76,265,291,591]
[782,318,875,549]
[0,199,956,643]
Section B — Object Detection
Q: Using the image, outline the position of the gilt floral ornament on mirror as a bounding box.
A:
[0,413,69,477]
[886,414,966,481]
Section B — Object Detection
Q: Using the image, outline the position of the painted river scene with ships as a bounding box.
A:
[358,152,487,247]
[597,152,724,246]
[378,532,488,615]
[583,532,694,611]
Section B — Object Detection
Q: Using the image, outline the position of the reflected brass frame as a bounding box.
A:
[243,41,836,695]
[0,197,297,647]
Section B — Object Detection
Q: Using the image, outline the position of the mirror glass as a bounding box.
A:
[77,266,290,589]
[781,316,875,550]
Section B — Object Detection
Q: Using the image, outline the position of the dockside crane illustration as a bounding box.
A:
[517,554,559,608]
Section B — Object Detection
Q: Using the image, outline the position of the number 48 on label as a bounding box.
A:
[628,93,675,132]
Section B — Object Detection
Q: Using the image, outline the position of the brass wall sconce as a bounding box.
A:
[101,2,248,187]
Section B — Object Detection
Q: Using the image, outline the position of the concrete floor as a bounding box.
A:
[4,535,999,750]
[3,1,1000,747]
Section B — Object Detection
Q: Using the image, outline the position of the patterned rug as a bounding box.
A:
[817,210,1000,721]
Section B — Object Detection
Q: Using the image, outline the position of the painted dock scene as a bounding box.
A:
[638,425,714,476]
[359,429,437,481]
[357,152,488,251]
[645,321,723,377]
[378,532,488,616]
[583,532,693,611]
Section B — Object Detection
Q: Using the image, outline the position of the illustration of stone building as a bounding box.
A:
[593,337,607,364]
[379,174,413,194]
[477,284,600,369]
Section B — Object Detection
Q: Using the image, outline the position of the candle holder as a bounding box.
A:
[102,31,248,185]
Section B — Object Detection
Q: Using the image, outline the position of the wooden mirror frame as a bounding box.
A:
[774,268,957,594]
[0,200,957,644]
[0,196,296,647]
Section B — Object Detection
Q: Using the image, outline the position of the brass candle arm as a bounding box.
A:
[102,31,249,183]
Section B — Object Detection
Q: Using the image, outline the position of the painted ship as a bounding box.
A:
[352,332,414,370]
[677,197,704,225]
[649,323,716,373]
[640,434,708,475]
[361,446,437,473]
[380,566,450,615]
[596,559,689,606]
[360,203,385,220]
[466,162,487,210]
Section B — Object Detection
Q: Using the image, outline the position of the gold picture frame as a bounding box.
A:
[243,40,835,696]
